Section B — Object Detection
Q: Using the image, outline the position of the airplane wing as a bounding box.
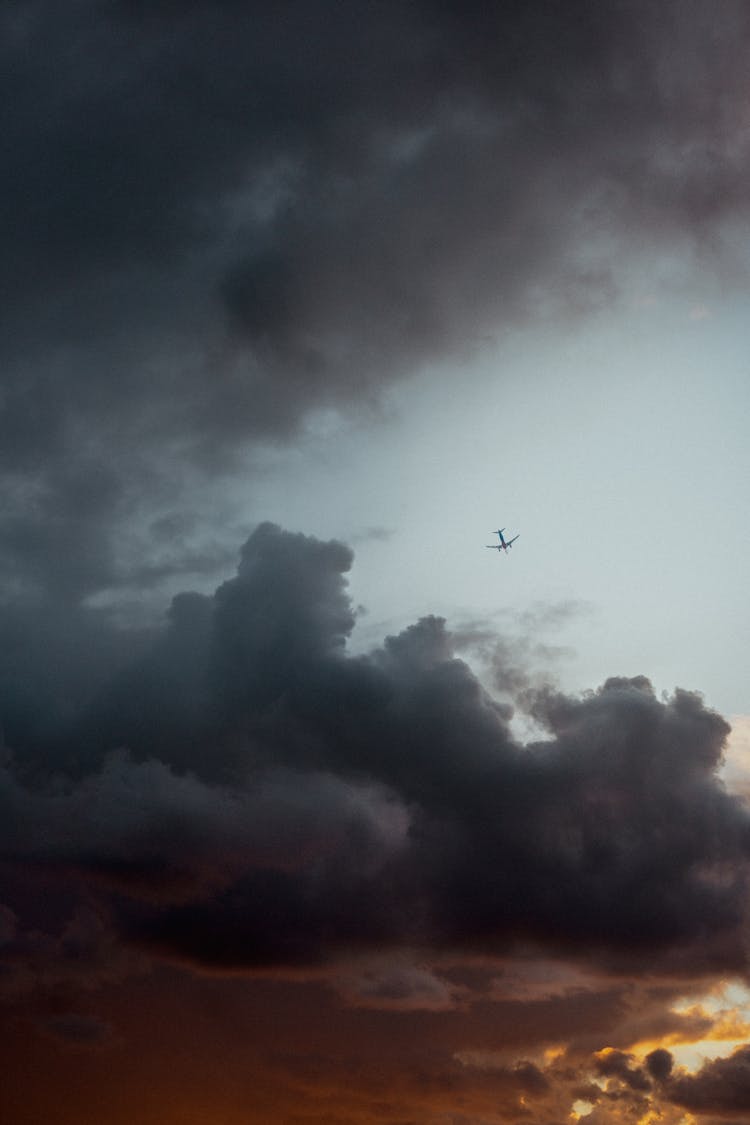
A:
[506,535,519,546]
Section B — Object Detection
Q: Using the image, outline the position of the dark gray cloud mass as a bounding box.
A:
[1,524,748,985]
[3,9,749,1119]
[2,1,750,600]
[668,1045,750,1115]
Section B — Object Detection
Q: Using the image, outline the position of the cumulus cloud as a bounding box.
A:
[668,1045,750,1115]
[646,1046,674,1081]
[1,524,748,984]
[594,1048,651,1091]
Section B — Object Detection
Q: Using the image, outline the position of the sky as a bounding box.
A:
[1,2,750,1123]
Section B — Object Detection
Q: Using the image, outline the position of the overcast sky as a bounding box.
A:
[2,3,750,1123]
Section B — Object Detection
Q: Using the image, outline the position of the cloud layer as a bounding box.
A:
[3,1,750,600]
[2,524,747,986]
[1,522,749,1124]
[3,6,750,1119]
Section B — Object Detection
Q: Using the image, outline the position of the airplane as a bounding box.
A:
[485,528,519,554]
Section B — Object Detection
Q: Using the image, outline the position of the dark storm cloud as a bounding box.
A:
[645,1047,674,1082]
[594,1048,651,1092]
[1,524,748,980]
[667,1045,750,1115]
[3,1,750,600]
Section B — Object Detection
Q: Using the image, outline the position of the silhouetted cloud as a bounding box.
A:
[668,1045,750,1115]
[1,524,747,983]
[645,1047,674,1082]
[594,1048,651,1092]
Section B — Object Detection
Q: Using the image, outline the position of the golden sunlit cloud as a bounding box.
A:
[631,982,750,1072]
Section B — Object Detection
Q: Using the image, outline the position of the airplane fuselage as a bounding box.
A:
[485,528,519,553]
